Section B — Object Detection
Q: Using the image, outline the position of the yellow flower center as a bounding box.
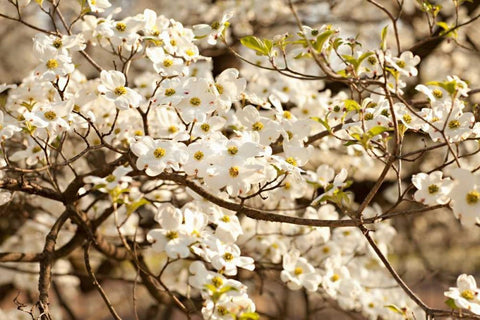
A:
[163,59,173,67]
[165,88,176,96]
[223,252,234,261]
[448,120,460,129]
[200,123,210,132]
[252,121,264,131]
[168,126,178,133]
[211,276,223,288]
[193,151,204,160]
[52,38,63,48]
[114,86,127,96]
[433,89,443,98]
[402,114,412,124]
[367,56,377,65]
[106,175,116,183]
[165,231,178,240]
[221,215,230,222]
[285,157,297,166]
[283,111,292,119]
[115,22,127,32]
[330,274,340,282]
[294,267,303,275]
[364,113,374,120]
[215,83,224,95]
[211,21,221,30]
[229,166,239,177]
[153,147,166,158]
[32,146,42,153]
[217,306,228,316]
[428,184,439,194]
[46,59,58,70]
[189,97,201,106]
[227,146,238,155]
[461,289,475,300]
[44,111,57,120]
[396,60,406,68]
[466,190,480,205]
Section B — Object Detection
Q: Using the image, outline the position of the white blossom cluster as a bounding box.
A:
[1,0,480,319]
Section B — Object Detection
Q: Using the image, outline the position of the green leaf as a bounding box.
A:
[240,36,271,56]
[218,285,237,295]
[366,125,388,138]
[310,116,331,132]
[380,25,388,50]
[239,312,260,320]
[332,38,343,51]
[385,304,406,315]
[357,51,374,67]
[344,99,360,112]
[436,21,457,38]
[204,284,217,292]
[426,80,457,95]
[126,198,150,216]
[313,30,336,52]
[445,298,459,310]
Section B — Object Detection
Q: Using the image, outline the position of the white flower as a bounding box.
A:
[212,68,246,111]
[412,171,452,205]
[0,111,21,140]
[84,165,133,193]
[385,51,420,77]
[87,0,111,12]
[236,105,281,145]
[147,207,207,259]
[176,78,217,123]
[449,168,480,226]
[445,274,480,314]
[193,12,232,45]
[131,136,188,176]
[280,250,321,292]
[312,168,349,204]
[98,70,142,110]
[208,241,255,276]
[146,47,188,77]
[9,137,47,166]
[34,51,74,81]
[34,34,86,57]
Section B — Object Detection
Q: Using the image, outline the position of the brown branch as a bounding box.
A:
[84,242,122,320]
[361,225,480,319]
[37,209,70,320]
[0,178,63,202]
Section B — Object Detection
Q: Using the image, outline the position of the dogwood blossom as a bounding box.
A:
[98,70,142,110]
[412,171,452,205]
[445,274,480,314]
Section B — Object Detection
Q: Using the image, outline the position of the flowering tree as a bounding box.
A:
[1,0,480,319]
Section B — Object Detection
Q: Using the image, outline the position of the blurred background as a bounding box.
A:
[1,0,480,319]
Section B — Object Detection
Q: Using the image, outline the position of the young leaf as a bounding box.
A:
[240,36,271,56]
[380,25,388,50]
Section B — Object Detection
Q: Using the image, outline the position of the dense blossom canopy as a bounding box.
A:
[1,0,480,319]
